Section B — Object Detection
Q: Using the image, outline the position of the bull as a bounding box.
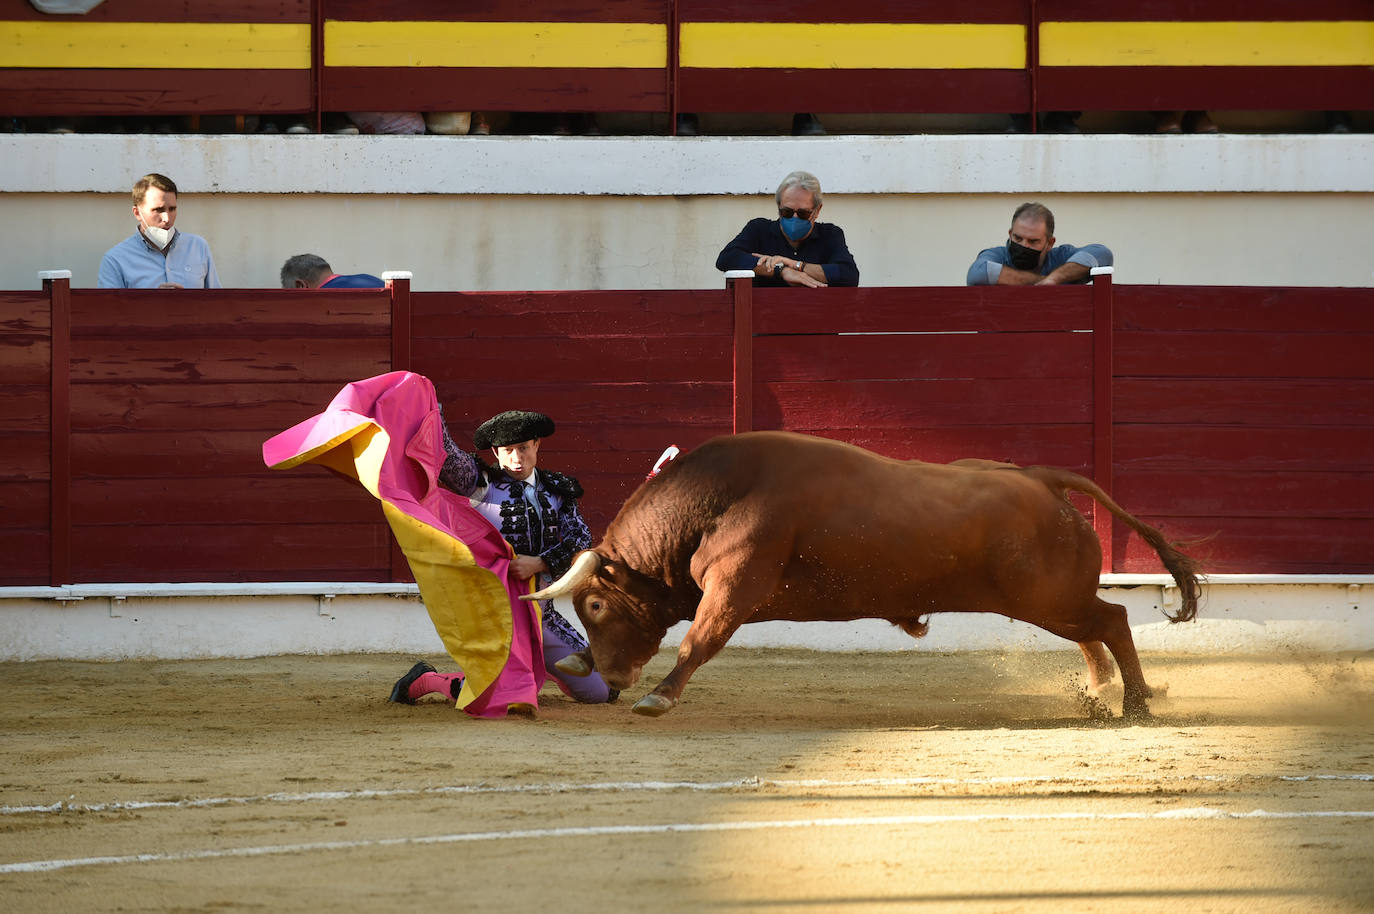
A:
[525,431,1200,719]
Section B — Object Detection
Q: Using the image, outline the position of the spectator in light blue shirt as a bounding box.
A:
[967,202,1111,286]
[98,173,221,289]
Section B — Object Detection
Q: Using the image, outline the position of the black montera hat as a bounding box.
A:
[473,410,555,450]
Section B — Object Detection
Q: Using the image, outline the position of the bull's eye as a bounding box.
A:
[587,598,605,618]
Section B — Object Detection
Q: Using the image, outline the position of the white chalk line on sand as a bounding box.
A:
[3,772,1370,817]
[4,807,1374,875]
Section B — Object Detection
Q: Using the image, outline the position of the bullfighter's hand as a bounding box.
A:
[510,553,548,582]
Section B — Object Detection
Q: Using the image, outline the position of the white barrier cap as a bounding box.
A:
[1090,266,1115,276]
[724,270,755,280]
[381,270,413,281]
[38,270,72,280]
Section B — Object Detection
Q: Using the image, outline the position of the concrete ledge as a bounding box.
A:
[2,576,1367,661]
[4,133,1371,196]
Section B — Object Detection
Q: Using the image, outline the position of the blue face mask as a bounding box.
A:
[779,217,812,242]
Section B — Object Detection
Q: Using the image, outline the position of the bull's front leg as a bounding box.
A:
[633,602,746,716]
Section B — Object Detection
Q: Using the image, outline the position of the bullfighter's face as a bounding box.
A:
[571,570,669,691]
[493,438,539,481]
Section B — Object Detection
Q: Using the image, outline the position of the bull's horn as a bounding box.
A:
[520,550,602,601]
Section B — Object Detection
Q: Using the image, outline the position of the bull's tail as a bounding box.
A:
[1029,467,1202,623]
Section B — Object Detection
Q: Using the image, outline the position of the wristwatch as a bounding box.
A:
[772,262,785,279]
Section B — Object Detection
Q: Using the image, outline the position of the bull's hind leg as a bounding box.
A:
[1089,597,1152,720]
[1077,641,1116,691]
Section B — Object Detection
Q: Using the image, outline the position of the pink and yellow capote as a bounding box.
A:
[261,371,544,717]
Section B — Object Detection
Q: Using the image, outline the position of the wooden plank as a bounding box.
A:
[69,338,389,383]
[0,479,47,522]
[426,381,733,441]
[0,291,49,329]
[755,332,1090,383]
[1116,286,1374,333]
[324,0,666,22]
[1116,517,1374,574]
[0,432,47,479]
[679,69,1027,114]
[322,68,665,112]
[1114,378,1374,426]
[785,424,1092,470]
[412,336,731,383]
[0,292,51,385]
[70,290,390,336]
[1114,469,1374,519]
[70,523,392,583]
[71,476,383,526]
[752,287,1093,334]
[1114,425,1374,472]
[758,378,1092,428]
[1040,0,1373,17]
[1115,331,1374,379]
[0,530,47,586]
[681,1,1029,22]
[71,430,315,478]
[1038,66,1374,111]
[69,382,390,431]
[0,70,313,116]
[0,387,48,425]
[413,290,730,338]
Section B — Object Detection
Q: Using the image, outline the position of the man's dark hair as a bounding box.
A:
[1011,202,1055,236]
[280,253,333,288]
[132,173,177,206]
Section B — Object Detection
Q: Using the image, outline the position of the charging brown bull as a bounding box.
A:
[525,431,1200,719]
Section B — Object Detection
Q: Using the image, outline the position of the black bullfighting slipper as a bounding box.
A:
[388,661,436,704]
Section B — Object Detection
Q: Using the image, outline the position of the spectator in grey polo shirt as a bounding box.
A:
[98,173,221,289]
[967,202,1112,286]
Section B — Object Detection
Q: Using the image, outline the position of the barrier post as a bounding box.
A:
[382,271,414,581]
[384,271,413,374]
[1028,0,1040,133]
[40,270,72,586]
[726,271,755,433]
[668,0,681,133]
[1090,266,1115,573]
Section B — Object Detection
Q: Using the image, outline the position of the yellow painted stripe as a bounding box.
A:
[0,21,310,69]
[325,20,666,68]
[1042,21,1374,67]
[681,22,1025,69]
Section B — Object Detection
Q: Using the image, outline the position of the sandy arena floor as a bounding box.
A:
[2,648,1372,913]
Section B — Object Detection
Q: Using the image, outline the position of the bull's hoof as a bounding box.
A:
[1122,694,1152,722]
[632,693,676,716]
[554,654,593,677]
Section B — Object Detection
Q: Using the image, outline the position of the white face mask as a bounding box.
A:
[142,224,175,250]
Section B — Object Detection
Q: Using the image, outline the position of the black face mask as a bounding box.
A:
[1006,239,1042,271]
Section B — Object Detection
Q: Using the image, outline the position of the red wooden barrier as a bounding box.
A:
[0,288,51,585]
[1037,1,1374,112]
[1110,285,1374,573]
[320,0,670,114]
[408,288,735,534]
[676,1,1031,115]
[4,279,1372,586]
[0,0,313,118]
[6,1,1368,123]
[63,287,391,583]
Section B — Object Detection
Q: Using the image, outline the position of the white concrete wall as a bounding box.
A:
[3,133,1371,292]
[1,578,1369,661]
